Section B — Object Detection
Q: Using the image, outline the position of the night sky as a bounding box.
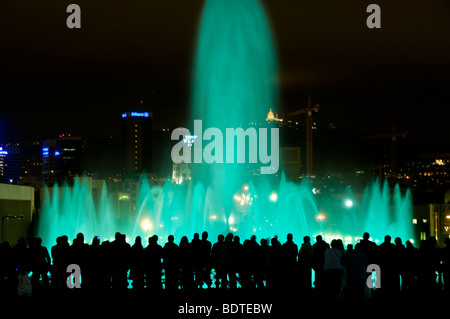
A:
[0,0,449,147]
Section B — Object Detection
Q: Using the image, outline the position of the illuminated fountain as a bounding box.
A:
[37,0,414,247]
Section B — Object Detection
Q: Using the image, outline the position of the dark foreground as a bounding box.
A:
[5,287,448,318]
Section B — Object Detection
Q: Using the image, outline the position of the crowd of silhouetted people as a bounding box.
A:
[1,231,450,298]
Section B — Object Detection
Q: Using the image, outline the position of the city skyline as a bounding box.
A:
[0,0,449,146]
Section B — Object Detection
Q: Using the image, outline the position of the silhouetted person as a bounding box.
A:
[347,243,369,299]
[163,235,179,292]
[144,235,162,292]
[29,237,50,288]
[418,237,440,291]
[245,235,263,288]
[51,236,70,289]
[13,238,29,274]
[199,231,212,288]
[312,235,329,292]
[179,236,193,290]
[211,235,225,288]
[70,233,89,288]
[298,236,313,292]
[282,233,298,288]
[324,239,344,299]
[403,240,418,291]
[258,238,269,288]
[355,232,378,264]
[110,232,130,290]
[266,236,283,290]
[223,233,235,288]
[130,236,145,290]
[379,235,398,296]
[190,233,202,288]
[394,237,406,291]
[232,236,244,288]
[85,236,103,291]
[441,238,450,293]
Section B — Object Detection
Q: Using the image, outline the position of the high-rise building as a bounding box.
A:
[3,145,21,184]
[43,135,83,185]
[121,111,153,178]
[0,147,8,182]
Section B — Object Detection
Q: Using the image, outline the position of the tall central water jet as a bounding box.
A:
[190,0,279,220]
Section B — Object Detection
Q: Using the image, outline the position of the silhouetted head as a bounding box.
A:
[384,235,391,243]
[202,231,208,240]
[168,235,174,243]
[287,233,293,241]
[76,233,84,243]
[92,236,100,246]
[251,235,257,242]
[363,232,370,240]
[303,236,310,244]
[405,240,413,248]
[260,238,267,246]
[135,236,142,245]
[316,235,323,242]
[153,235,158,243]
[225,233,233,241]
[233,236,240,244]
[36,237,42,246]
[115,232,121,240]
[395,237,402,246]
[218,234,224,242]
[331,239,338,249]
[180,236,189,246]
[193,233,200,240]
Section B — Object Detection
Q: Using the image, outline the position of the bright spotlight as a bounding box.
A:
[228,215,235,225]
[269,192,278,203]
[243,185,249,191]
[140,218,151,232]
[345,199,353,208]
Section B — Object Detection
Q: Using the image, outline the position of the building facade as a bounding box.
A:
[121,111,153,178]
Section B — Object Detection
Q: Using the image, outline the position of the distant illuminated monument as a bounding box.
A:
[266,108,283,122]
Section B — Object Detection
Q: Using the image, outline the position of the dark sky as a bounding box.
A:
[0,0,449,146]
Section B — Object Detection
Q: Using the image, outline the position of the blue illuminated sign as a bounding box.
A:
[0,147,7,155]
[122,112,150,118]
[55,151,61,156]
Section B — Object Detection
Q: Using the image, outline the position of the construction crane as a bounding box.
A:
[285,95,320,178]
[361,122,407,178]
